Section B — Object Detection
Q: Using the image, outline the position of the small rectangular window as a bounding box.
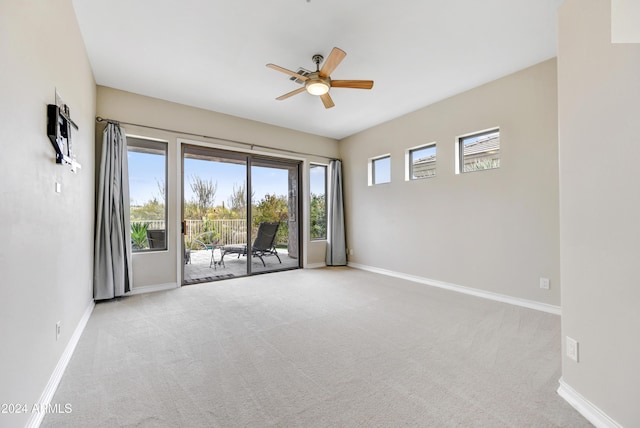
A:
[127,137,168,252]
[309,164,327,240]
[406,143,436,180]
[369,155,391,185]
[457,129,500,173]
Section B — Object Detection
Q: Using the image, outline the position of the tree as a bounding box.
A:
[130,197,165,221]
[189,175,217,217]
[253,194,288,224]
[227,182,254,215]
[183,201,200,220]
[310,193,326,239]
[253,194,289,245]
[155,178,165,200]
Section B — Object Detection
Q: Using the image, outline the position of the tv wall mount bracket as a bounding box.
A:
[47,91,81,172]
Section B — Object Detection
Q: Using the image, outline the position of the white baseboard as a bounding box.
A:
[26,299,95,428]
[557,378,622,428]
[127,282,178,295]
[305,262,326,269]
[348,262,561,315]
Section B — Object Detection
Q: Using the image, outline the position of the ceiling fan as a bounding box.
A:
[266,47,374,109]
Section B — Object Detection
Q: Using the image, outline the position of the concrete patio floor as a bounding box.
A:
[183,248,299,284]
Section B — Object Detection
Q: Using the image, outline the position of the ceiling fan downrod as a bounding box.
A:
[312,54,324,72]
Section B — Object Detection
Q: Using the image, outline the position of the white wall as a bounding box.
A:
[611,0,640,42]
[340,59,560,306]
[96,87,339,288]
[558,0,640,426]
[0,1,96,426]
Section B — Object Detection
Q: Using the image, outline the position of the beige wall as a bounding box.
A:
[558,0,640,426]
[340,59,560,306]
[96,87,339,288]
[0,0,96,426]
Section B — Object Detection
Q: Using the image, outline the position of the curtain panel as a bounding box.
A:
[326,159,347,266]
[94,122,132,300]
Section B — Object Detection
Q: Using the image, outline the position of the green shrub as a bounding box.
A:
[131,222,149,250]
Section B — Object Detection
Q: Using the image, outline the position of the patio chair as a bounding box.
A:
[211,246,224,270]
[222,222,282,267]
[184,236,191,264]
[188,232,225,270]
[146,229,166,249]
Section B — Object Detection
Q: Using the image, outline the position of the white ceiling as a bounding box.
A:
[72,0,563,140]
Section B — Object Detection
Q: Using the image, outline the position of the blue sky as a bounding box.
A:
[412,145,436,161]
[128,151,326,207]
[309,164,326,196]
[374,156,391,184]
[462,130,499,146]
[128,151,165,206]
[184,158,290,207]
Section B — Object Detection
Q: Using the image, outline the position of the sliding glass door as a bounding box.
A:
[182,147,247,284]
[182,145,300,284]
[250,159,300,274]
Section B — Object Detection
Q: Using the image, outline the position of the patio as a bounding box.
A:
[183,247,299,284]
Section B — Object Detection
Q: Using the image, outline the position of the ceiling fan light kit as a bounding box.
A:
[305,76,330,95]
[266,47,373,109]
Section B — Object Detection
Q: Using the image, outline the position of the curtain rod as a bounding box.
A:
[95,116,339,162]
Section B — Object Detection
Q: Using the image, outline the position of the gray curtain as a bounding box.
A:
[94,122,132,300]
[326,159,347,266]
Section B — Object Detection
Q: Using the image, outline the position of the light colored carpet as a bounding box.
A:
[42,267,590,427]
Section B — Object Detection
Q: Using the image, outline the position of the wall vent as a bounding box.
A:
[290,68,311,84]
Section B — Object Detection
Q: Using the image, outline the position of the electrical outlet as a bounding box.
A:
[55,182,61,193]
[566,336,578,362]
[349,249,354,255]
[540,277,550,289]
[56,321,61,341]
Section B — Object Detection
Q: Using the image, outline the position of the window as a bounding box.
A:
[127,137,168,251]
[309,164,327,240]
[368,155,391,185]
[457,128,500,173]
[406,143,436,180]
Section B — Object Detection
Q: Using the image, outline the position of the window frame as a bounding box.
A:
[455,127,500,174]
[309,163,327,241]
[368,154,391,186]
[127,136,169,252]
[405,142,437,181]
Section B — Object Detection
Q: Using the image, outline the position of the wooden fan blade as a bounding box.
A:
[331,80,374,89]
[319,47,346,78]
[276,87,306,100]
[320,93,335,109]
[266,64,309,81]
